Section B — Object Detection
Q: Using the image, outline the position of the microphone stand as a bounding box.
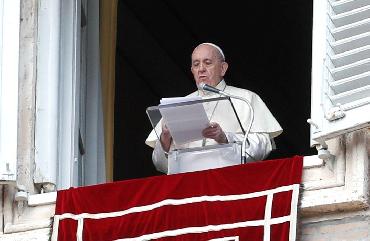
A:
[214,90,254,164]
[227,97,246,135]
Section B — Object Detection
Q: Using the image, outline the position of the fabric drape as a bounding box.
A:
[99,0,118,182]
[52,156,303,241]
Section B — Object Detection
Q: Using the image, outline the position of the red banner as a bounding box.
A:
[52,156,303,241]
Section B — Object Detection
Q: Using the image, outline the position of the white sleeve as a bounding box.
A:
[225,132,272,161]
[152,141,169,173]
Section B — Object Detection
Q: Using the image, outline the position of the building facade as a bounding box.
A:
[0,0,368,240]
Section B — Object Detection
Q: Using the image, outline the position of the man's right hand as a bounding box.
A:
[202,122,228,144]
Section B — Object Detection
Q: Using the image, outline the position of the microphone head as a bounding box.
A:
[197,82,221,94]
[197,82,206,90]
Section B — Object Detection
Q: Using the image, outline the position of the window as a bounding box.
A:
[1,0,106,234]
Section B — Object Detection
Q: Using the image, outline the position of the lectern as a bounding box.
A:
[146,96,247,174]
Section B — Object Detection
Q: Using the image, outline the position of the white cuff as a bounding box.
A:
[152,141,169,173]
[226,132,272,161]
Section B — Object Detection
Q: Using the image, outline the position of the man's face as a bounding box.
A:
[191,45,228,87]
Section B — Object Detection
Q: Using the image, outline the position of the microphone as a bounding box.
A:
[198,82,229,96]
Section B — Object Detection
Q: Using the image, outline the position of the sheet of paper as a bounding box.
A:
[159,96,209,145]
[160,96,201,105]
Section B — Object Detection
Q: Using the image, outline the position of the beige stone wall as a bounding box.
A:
[300,211,370,241]
[299,130,370,241]
[0,229,50,241]
[17,0,37,195]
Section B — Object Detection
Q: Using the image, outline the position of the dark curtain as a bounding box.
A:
[114,0,315,180]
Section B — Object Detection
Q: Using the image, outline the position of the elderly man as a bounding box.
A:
[146,43,282,174]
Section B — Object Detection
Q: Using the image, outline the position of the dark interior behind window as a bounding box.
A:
[114,0,316,180]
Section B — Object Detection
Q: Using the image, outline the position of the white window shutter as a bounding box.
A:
[0,0,20,181]
[310,0,370,142]
[34,0,60,186]
[35,0,82,189]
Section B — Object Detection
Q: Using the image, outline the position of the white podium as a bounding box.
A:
[167,142,241,174]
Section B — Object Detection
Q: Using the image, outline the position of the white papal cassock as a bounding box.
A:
[146,80,283,174]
